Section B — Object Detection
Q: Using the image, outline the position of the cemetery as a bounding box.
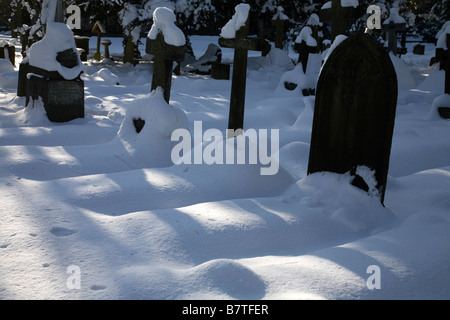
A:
[0,0,449,301]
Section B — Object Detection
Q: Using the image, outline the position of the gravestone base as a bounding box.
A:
[27,75,84,123]
[438,107,450,119]
[211,62,230,80]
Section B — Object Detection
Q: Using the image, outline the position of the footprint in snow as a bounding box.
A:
[50,227,78,237]
[90,285,107,291]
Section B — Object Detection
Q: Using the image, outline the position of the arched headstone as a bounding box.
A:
[307,34,398,205]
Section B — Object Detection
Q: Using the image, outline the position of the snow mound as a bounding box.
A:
[116,88,189,166]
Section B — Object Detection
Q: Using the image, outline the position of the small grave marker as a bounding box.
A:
[294,27,318,73]
[308,34,398,205]
[382,8,406,56]
[92,21,106,61]
[218,4,271,133]
[320,0,359,42]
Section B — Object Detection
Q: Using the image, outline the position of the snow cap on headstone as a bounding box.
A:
[220,3,251,39]
[322,0,359,10]
[383,7,406,25]
[273,6,289,21]
[436,21,450,49]
[148,7,186,47]
[295,27,318,47]
[28,22,83,80]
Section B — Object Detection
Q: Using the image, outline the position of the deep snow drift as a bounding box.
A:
[0,33,449,300]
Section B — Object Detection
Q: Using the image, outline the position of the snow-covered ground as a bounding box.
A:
[0,32,449,300]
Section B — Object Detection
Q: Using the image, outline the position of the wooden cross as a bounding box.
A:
[149,32,186,103]
[320,0,358,42]
[382,21,406,56]
[92,21,106,61]
[272,7,288,49]
[218,17,271,133]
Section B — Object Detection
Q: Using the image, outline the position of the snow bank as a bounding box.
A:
[148,7,186,47]
[28,22,83,80]
[115,88,188,166]
[220,4,250,39]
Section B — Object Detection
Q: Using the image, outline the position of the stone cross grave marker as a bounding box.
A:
[307,34,398,205]
[218,5,271,134]
[382,8,406,56]
[320,0,359,42]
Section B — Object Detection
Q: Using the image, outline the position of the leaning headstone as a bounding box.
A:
[218,3,271,133]
[320,0,359,42]
[147,7,186,103]
[308,34,398,205]
[26,22,84,123]
[184,43,222,75]
[382,8,406,56]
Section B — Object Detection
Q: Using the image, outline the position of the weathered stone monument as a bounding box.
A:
[25,22,84,123]
[382,8,406,56]
[320,0,359,42]
[218,4,271,133]
[308,34,398,205]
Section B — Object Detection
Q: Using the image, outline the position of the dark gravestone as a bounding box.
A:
[211,62,230,80]
[320,0,359,42]
[445,34,450,95]
[382,21,406,56]
[308,34,398,205]
[26,48,84,123]
[27,75,84,122]
[413,44,425,55]
[438,34,450,119]
[0,42,15,66]
[218,15,271,133]
[74,36,89,61]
